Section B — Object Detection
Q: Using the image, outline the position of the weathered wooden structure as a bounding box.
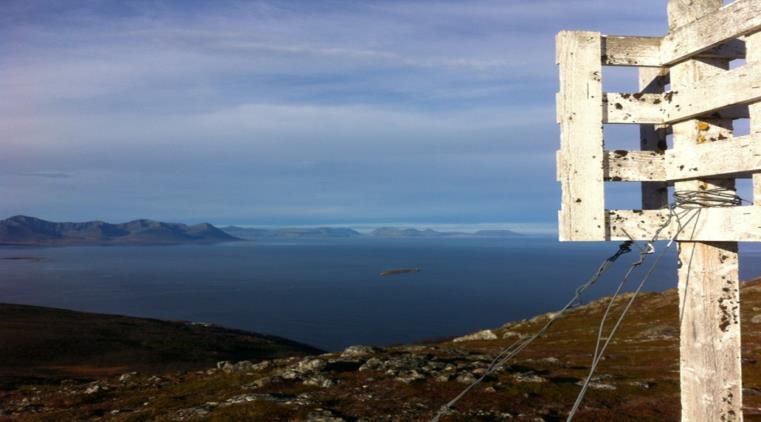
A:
[556,0,761,420]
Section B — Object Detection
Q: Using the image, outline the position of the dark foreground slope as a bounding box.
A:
[4,280,761,421]
[0,304,320,387]
[0,215,239,246]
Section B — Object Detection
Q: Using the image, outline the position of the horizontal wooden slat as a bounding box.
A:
[604,134,761,182]
[661,0,761,65]
[603,94,749,124]
[602,36,662,66]
[604,93,665,124]
[664,60,761,123]
[608,206,761,242]
[602,37,744,68]
[604,150,666,181]
[666,134,761,180]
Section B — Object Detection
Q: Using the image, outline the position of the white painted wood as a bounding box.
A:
[639,67,670,209]
[604,93,664,124]
[662,0,761,65]
[604,150,666,181]
[664,60,761,123]
[607,206,761,241]
[603,134,761,182]
[556,31,605,241]
[748,32,761,206]
[602,36,661,66]
[667,0,724,30]
[667,133,761,181]
[603,35,743,68]
[677,240,742,422]
[668,3,743,421]
[604,94,749,125]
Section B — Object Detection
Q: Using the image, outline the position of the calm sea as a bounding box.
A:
[3,237,761,351]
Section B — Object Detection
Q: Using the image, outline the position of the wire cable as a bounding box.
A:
[430,241,633,422]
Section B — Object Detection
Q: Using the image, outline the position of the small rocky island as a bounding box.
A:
[379,268,421,277]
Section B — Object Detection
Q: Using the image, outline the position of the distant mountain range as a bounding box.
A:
[368,227,522,238]
[222,226,522,239]
[222,226,362,240]
[0,216,239,246]
[0,216,524,245]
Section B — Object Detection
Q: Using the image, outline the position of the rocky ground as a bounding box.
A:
[5,280,761,421]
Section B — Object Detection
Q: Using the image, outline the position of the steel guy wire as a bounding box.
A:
[430,241,634,422]
[432,187,745,422]
[568,187,746,420]
[566,207,702,421]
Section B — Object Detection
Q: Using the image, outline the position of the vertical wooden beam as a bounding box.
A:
[667,0,723,31]
[556,31,605,241]
[668,2,743,421]
[639,67,670,209]
[748,32,761,205]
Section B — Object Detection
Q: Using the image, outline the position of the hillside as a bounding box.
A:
[4,280,761,420]
[0,304,321,388]
[0,216,240,246]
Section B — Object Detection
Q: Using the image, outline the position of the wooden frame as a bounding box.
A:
[558,2,759,420]
[556,0,761,242]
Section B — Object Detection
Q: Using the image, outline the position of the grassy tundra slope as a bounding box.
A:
[4,280,761,420]
[0,304,320,388]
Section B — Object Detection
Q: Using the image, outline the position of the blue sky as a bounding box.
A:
[0,0,672,231]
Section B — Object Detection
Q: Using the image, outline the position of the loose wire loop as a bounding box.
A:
[431,187,746,422]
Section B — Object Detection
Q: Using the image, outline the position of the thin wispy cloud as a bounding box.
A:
[1,0,668,227]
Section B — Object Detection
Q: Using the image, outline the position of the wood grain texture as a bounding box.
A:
[748,32,761,206]
[606,206,761,241]
[668,2,742,421]
[663,0,761,65]
[556,31,605,241]
[604,92,664,124]
[639,67,670,209]
[604,150,666,182]
[602,36,661,66]
[664,60,761,123]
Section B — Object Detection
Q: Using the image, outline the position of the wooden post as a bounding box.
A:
[668,1,743,421]
[556,31,606,241]
[638,67,669,210]
[750,30,761,205]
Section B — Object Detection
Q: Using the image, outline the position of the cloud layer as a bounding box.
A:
[0,0,668,227]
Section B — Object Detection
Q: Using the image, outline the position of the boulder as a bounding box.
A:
[453,330,498,342]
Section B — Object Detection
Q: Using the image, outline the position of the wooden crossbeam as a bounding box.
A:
[667,134,761,180]
[665,60,761,123]
[603,76,755,125]
[603,36,746,67]
[661,0,761,65]
[607,207,761,242]
[603,134,761,182]
[604,150,666,181]
[602,36,661,66]
[603,93,664,124]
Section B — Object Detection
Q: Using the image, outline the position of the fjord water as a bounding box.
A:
[3,237,761,351]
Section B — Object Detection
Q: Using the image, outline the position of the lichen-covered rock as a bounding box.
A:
[513,372,547,383]
[453,329,498,342]
[341,345,377,358]
[359,357,383,372]
[395,370,425,384]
